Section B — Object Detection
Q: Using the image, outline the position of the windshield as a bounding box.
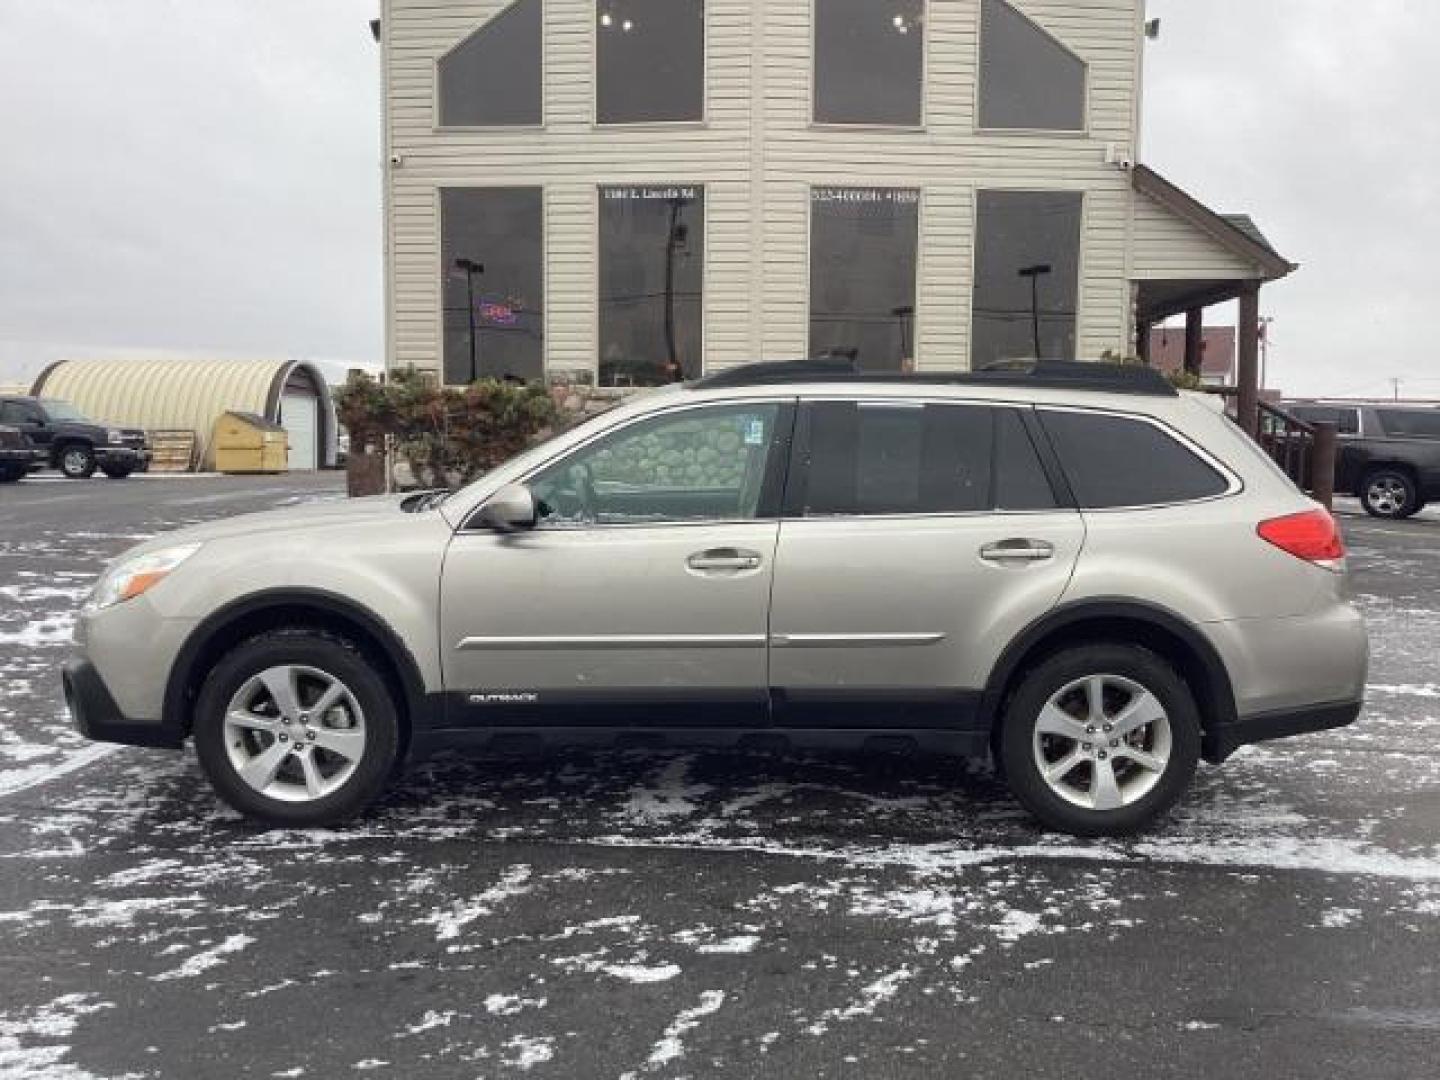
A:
[39,398,92,423]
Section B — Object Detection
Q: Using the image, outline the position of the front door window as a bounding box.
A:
[528,403,783,526]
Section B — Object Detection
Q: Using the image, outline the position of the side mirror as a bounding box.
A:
[475,482,537,532]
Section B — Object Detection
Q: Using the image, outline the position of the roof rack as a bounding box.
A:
[689,359,1178,397]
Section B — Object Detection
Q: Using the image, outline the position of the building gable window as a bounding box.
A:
[978,0,1086,132]
[809,187,920,372]
[971,190,1082,368]
[598,185,706,385]
[441,188,545,384]
[813,0,925,126]
[596,1,705,124]
[437,0,544,127]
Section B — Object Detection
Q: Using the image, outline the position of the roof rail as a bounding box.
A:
[689,359,1178,397]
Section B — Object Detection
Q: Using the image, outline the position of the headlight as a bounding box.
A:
[83,543,202,613]
[107,429,124,444]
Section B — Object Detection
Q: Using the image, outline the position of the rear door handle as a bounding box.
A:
[979,539,1055,564]
[687,547,763,573]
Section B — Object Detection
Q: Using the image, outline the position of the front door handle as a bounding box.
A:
[687,547,763,573]
[979,539,1055,564]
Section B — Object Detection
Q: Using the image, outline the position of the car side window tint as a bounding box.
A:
[1292,406,1359,435]
[1377,409,1440,439]
[801,402,996,516]
[528,403,781,526]
[995,410,1058,510]
[1039,410,1228,509]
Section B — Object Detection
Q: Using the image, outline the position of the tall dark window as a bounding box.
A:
[437,0,543,127]
[598,185,705,386]
[971,190,1082,368]
[596,1,705,123]
[814,0,925,126]
[978,0,1086,131]
[809,188,920,372]
[441,188,545,384]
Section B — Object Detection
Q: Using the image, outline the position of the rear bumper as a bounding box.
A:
[63,658,183,749]
[1204,698,1363,763]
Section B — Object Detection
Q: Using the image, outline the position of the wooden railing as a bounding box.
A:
[1206,389,1337,508]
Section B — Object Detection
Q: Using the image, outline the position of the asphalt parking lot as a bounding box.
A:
[1,475,1438,1078]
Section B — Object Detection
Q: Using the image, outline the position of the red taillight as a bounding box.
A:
[1257,509,1346,569]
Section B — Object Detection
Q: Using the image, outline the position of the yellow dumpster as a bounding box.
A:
[213,411,289,474]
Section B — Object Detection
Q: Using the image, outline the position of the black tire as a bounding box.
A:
[57,443,96,479]
[999,644,1201,837]
[193,628,401,827]
[1361,468,1420,520]
[0,466,23,483]
[100,463,135,479]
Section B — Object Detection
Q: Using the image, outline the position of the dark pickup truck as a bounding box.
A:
[1286,402,1440,519]
[0,396,150,480]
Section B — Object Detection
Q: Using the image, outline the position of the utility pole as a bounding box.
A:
[1391,377,1403,402]
[1258,316,1273,392]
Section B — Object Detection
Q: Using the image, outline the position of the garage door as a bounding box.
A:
[281,394,318,471]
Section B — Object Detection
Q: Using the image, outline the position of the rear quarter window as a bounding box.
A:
[1039,410,1230,509]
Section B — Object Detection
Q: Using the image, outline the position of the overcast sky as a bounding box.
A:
[1,1,1436,397]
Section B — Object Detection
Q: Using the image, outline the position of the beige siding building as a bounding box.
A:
[380,0,1293,404]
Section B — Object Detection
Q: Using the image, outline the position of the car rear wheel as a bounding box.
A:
[193,630,401,826]
[0,466,23,483]
[59,444,96,479]
[100,463,135,479]
[1362,469,1420,519]
[1000,645,1200,837]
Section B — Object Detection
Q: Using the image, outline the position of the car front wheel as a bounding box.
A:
[58,444,96,479]
[1362,469,1420,519]
[1000,644,1201,837]
[100,463,135,479]
[193,629,401,826]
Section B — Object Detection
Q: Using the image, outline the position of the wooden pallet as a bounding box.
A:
[147,429,197,473]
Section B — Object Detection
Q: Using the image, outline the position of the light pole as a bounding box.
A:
[454,257,484,383]
[1018,264,1053,360]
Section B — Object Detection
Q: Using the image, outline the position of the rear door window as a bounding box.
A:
[1377,409,1440,439]
[1039,410,1230,509]
[795,401,1058,516]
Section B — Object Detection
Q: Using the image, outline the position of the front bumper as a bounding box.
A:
[1204,698,1363,763]
[96,446,151,468]
[63,658,183,749]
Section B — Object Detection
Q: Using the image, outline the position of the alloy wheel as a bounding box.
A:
[222,665,367,803]
[1031,674,1173,811]
[1366,477,1408,516]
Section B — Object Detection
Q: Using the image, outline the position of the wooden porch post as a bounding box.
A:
[1183,308,1204,377]
[1136,319,1152,365]
[1237,283,1261,438]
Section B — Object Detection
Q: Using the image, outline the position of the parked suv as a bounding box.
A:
[0,396,150,479]
[0,423,43,482]
[1285,401,1440,519]
[65,362,1368,836]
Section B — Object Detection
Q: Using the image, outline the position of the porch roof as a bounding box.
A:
[1131,165,1298,323]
